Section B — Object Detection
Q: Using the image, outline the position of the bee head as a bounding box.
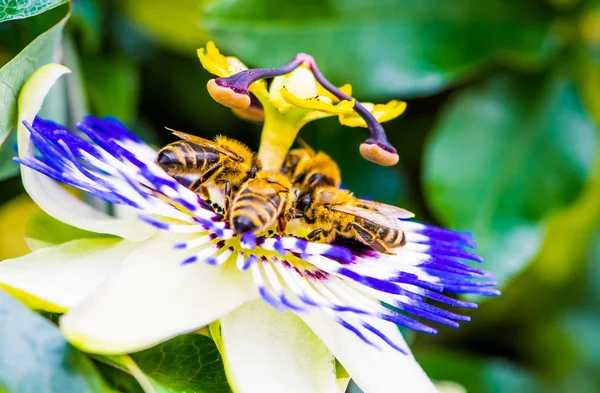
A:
[295,193,312,213]
[281,148,310,176]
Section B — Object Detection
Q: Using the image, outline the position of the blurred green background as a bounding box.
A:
[1,0,600,392]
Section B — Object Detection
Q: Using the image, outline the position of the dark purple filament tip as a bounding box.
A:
[214,56,306,95]
[299,54,396,154]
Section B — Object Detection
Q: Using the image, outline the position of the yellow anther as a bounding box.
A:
[197,48,226,77]
[198,41,249,78]
[317,83,353,102]
[206,41,229,70]
[279,87,355,114]
[340,100,407,127]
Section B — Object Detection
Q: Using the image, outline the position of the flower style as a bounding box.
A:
[198,41,406,170]
[0,48,499,393]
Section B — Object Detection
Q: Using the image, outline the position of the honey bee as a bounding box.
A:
[156,129,260,210]
[230,172,292,235]
[294,186,414,252]
[281,141,341,191]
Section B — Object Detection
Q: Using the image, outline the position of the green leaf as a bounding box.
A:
[62,34,90,124]
[38,62,69,125]
[93,334,229,393]
[0,131,18,180]
[70,0,102,53]
[95,362,144,393]
[555,227,600,373]
[0,6,66,58]
[532,151,600,285]
[120,0,207,54]
[418,349,596,393]
[25,209,110,250]
[574,45,600,126]
[83,57,139,124]
[0,289,113,393]
[416,351,541,393]
[201,0,556,97]
[0,0,68,22]
[0,4,68,147]
[417,346,600,393]
[129,334,230,393]
[424,73,597,287]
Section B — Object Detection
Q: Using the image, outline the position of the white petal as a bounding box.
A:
[220,300,337,393]
[0,238,136,312]
[299,311,437,393]
[17,64,155,242]
[21,172,156,241]
[60,233,258,354]
[435,381,467,393]
[25,238,56,251]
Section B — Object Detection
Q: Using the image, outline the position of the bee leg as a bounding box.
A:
[277,215,288,235]
[284,208,295,222]
[189,178,203,194]
[199,185,210,200]
[189,163,222,196]
[307,228,326,242]
[303,215,316,224]
[223,181,232,219]
[199,163,223,184]
[188,178,212,205]
[284,208,303,222]
[348,222,388,253]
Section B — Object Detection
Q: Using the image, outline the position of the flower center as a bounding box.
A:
[202,45,401,170]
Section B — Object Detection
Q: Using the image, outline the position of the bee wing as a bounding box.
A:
[166,128,242,161]
[331,205,402,229]
[353,199,415,219]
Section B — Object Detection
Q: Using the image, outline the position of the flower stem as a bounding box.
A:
[257,108,303,171]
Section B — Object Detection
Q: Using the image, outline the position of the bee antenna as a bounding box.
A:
[297,138,316,155]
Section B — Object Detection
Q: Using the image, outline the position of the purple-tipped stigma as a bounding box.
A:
[210,52,399,165]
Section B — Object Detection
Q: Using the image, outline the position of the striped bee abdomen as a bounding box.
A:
[156,141,220,175]
[230,174,291,235]
[361,218,406,248]
[231,188,282,234]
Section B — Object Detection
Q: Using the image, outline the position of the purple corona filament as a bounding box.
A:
[15,115,500,354]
